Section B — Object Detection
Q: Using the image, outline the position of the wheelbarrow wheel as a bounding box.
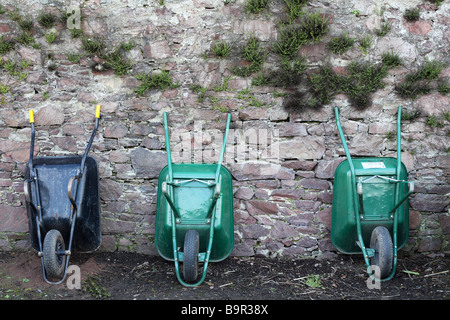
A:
[370,226,393,279]
[43,229,66,280]
[183,230,199,282]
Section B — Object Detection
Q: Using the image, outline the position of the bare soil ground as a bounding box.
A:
[0,251,449,303]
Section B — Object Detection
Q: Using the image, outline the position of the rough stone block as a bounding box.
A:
[278,122,307,137]
[418,236,442,252]
[375,37,417,63]
[0,110,27,127]
[99,179,123,201]
[233,20,277,41]
[439,215,450,235]
[245,200,278,215]
[406,19,433,36]
[300,178,330,190]
[0,141,35,163]
[278,137,325,160]
[235,186,254,200]
[105,124,128,138]
[0,204,28,233]
[345,133,383,156]
[241,223,270,239]
[417,93,450,116]
[130,148,167,178]
[231,162,293,181]
[35,106,65,125]
[410,193,450,212]
[143,41,172,59]
[315,158,344,179]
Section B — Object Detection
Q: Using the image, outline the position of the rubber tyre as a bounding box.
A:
[183,230,199,282]
[43,229,66,280]
[370,226,393,279]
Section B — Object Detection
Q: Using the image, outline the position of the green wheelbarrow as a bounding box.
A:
[155,112,234,287]
[331,106,414,281]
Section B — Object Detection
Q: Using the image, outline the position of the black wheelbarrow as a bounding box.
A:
[24,106,102,284]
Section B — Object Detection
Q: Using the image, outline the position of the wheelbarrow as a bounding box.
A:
[331,106,414,281]
[155,112,234,287]
[24,106,102,284]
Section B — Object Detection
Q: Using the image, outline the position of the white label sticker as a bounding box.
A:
[361,162,386,169]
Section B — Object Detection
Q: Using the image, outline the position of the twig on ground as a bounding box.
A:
[424,270,449,278]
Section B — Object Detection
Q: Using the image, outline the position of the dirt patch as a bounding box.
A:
[0,251,448,301]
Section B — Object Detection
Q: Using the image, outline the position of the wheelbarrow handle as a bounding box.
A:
[215,113,231,183]
[28,110,36,172]
[334,107,355,173]
[80,105,101,175]
[29,110,35,123]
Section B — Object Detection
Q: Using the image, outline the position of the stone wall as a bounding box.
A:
[0,0,448,258]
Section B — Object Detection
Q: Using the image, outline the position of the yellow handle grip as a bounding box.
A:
[95,105,101,118]
[29,110,34,123]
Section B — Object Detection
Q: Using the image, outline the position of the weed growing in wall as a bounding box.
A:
[134,71,179,95]
[358,35,372,55]
[283,0,307,20]
[212,41,232,58]
[190,84,208,102]
[327,33,355,55]
[67,53,83,63]
[375,22,390,37]
[0,5,168,100]
[45,32,58,44]
[70,28,83,38]
[232,35,267,77]
[401,108,422,121]
[283,57,401,112]
[253,56,307,88]
[38,11,57,28]
[0,58,29,81]
[301,13,329,42]
[7,8,21,22]
[381,52,402,68]
[0,36,14,55]
[273,23,308,57]
[82,37,105,55]
[104,49,133,76]
[19,18,33,31]
[245,0,270,14]
[16,32,39,48]
[395,60,446,99]
[437,80,449,95]
[404,8,420,21]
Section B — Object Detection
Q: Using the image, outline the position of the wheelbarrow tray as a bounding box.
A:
[331,157,409,254]
[155,163,234,262]
[25,155,101,253]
